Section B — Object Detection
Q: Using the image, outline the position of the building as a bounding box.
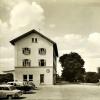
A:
[10,29,58,86]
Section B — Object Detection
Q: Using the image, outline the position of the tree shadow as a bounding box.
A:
[24,91,36,94]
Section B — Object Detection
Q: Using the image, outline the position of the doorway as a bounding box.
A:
[40,74,44,84]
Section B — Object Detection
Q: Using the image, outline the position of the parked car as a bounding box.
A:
[7,81,37,93]
[0,84,22,99]
[7,81,23,86]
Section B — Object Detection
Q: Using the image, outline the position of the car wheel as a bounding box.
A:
[8,95,12,100]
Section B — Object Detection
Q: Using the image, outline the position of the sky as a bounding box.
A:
[0,0,100,74]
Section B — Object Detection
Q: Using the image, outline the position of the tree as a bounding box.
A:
[59,52,85,82]
[85,72,99,83]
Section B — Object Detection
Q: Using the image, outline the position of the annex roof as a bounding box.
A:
[10,29,58,57]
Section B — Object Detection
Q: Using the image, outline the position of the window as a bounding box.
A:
[39,59,46,66]
[29,75,33,81]
[35,38,37,43]
[32,38,37,43]
[23,75,33,82]
[22,48,31,55]
[23,75,27,81]
[23,59,31,67]
[39,48,46,55]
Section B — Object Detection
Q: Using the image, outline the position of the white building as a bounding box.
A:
[10,29,58,86]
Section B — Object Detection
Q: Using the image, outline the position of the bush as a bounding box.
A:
[85,72,99,83]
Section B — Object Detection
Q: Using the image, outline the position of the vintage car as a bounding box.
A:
[7,81,37,93]
[7,81,23,86]
[0,84,22,99]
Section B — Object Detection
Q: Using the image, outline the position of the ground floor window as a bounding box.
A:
[23,75,27,81]
[23,74,33,81]
[29,75,33,81]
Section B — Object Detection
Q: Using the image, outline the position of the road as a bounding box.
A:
[17,84,100,100]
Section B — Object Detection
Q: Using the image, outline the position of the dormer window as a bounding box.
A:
[23,59,31,67]
[39,48,46,55]
[22,48,31,55]
[32,38,37,43]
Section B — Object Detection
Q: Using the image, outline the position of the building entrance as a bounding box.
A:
[40,74,44,83]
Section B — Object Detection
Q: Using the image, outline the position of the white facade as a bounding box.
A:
[15,68,53,85]
[10,30,58,86]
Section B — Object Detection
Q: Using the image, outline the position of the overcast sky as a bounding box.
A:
[0,0,100,74]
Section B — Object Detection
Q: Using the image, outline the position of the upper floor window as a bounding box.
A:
[39,48,46,55]
[39,59,46,66]
[22,48,31,55]
[32,38,37,43]
[23,59,31,67]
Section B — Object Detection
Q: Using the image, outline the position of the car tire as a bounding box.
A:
[8,95,12,100]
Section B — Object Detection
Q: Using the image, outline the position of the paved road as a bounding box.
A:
[18,84,100,100]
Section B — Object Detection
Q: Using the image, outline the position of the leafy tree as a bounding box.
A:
[59,52,85,82]
[85,72,99,83]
